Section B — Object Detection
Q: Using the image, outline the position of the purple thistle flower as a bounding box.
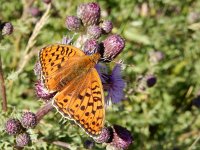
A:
[77,2,101,26]
[109,125,133,149]
[84,39,100,55]
[35,80,55,101]
[21,112,37,129]
[1,22,13,35]
[16,132,31,147]
[65,16,81,31]
[87,25,102,39]
[103,34,125,61]
[106,64,125,104]
[101,20,113,34]
[146,75,157,88]
[5,118,23,135]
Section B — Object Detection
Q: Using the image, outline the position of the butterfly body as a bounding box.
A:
[39,44,105,136]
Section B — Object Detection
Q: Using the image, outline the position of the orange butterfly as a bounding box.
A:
[39,44,105,136]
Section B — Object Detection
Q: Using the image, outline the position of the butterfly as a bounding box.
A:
[39,44,105,136]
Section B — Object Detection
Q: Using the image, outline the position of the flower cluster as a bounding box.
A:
[5,112,37,147]
[33,2,131,149]
[64,2,125,62]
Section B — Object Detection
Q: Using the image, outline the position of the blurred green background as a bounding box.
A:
[0,0,200,149]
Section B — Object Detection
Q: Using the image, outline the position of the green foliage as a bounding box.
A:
[1,0,200,149]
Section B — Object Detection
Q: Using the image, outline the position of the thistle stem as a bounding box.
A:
[0,55,7,112]
[36,101,54,122]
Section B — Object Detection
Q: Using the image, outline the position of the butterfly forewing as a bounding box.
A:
[39,44,84,91]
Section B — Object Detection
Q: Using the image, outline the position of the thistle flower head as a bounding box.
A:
[109,125,133,149]
[94,127,113,143]
[21,112,37,129]
[5,118,23,135]
[16,132,31,147]
[101,20,113,34]
[35,80,56,101]
[77,2,101,26]
[103,34,125,61]
[1,22,13,35]
[87,25,102,39]
[65,16,81,31]
[84,39,100,55]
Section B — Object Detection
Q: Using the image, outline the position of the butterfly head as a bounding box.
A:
[90,52,101,64]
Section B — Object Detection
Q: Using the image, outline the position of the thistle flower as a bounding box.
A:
[101,20,113,34]
[65,16,81,31]
[94,127,113,143]
[106,64,125,103]
[21,112,37,129]
[35,80,56,101]
[84,140,95,149]
[16,132,31,147]
[5,119,23,135]
[84,39,100,55]
[77,2,101,26]
[109,125,133,149]
[146,75,157,87]
[87,25,102,39]
[103,34,125,61]
[1,22,13,35]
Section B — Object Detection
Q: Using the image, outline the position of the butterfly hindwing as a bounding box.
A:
[53,68,105,136]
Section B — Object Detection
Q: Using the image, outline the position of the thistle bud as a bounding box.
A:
[1,22,13,35]
[16,132,31,147]
[146,75,157,87]
[94,127,112,143]
[29,7,41,17]
[109,125,133,149]
[5,119,23,135]
[87,25,102,39]
[21,112,37,129]
[65,16,81,31]
[84,39,100,55]
[35,80,56,101]
[84,140,95,149]
[101,20,113,34]
[103,34,125,61]
[77,2,101,26]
